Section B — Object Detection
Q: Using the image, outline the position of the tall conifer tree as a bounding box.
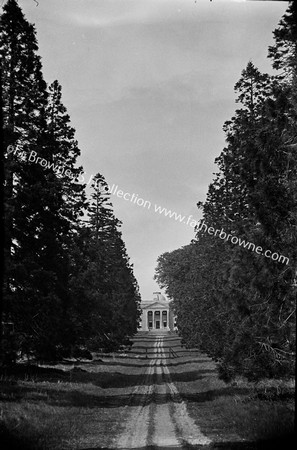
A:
[1,1,87,358]
[155,2,297,380]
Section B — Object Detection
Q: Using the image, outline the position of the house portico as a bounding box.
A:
[138,292,176,332]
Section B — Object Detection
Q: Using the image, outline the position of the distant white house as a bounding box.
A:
[138,292,176,331]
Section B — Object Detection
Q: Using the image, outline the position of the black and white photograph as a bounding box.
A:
[0,0,296,449]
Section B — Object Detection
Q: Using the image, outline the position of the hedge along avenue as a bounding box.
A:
[196,221,289,265]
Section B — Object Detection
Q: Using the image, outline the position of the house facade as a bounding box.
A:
[138,292,176,331]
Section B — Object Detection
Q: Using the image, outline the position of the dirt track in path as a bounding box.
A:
[1,332,294,449]
[115,335,212,449]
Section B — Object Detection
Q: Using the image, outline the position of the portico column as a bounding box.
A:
[147,310,152,330]
[142,309,147,330]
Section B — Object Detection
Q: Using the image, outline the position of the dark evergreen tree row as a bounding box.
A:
[155,2,296,381]
[1,0,140,362]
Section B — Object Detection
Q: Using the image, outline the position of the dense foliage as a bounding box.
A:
[155,3,297,381]
[1,0,140,362]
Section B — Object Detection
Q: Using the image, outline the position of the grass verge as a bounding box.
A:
[0,364,130,450]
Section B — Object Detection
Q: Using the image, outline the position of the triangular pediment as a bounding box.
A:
[141,301,168,310]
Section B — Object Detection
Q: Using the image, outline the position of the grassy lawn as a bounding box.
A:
[0,360,142,450]
[173,356,295,448]
[0,344,295,449]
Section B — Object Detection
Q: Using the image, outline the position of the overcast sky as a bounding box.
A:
[16,0,288,299]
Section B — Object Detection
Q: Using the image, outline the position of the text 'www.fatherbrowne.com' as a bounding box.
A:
[105,184,289,266]
[6,146,289,266]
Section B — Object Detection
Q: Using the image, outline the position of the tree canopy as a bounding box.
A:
[1,0,140,362]
[155,2,297,381]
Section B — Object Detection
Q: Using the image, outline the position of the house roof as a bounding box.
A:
[141,301,170,310]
